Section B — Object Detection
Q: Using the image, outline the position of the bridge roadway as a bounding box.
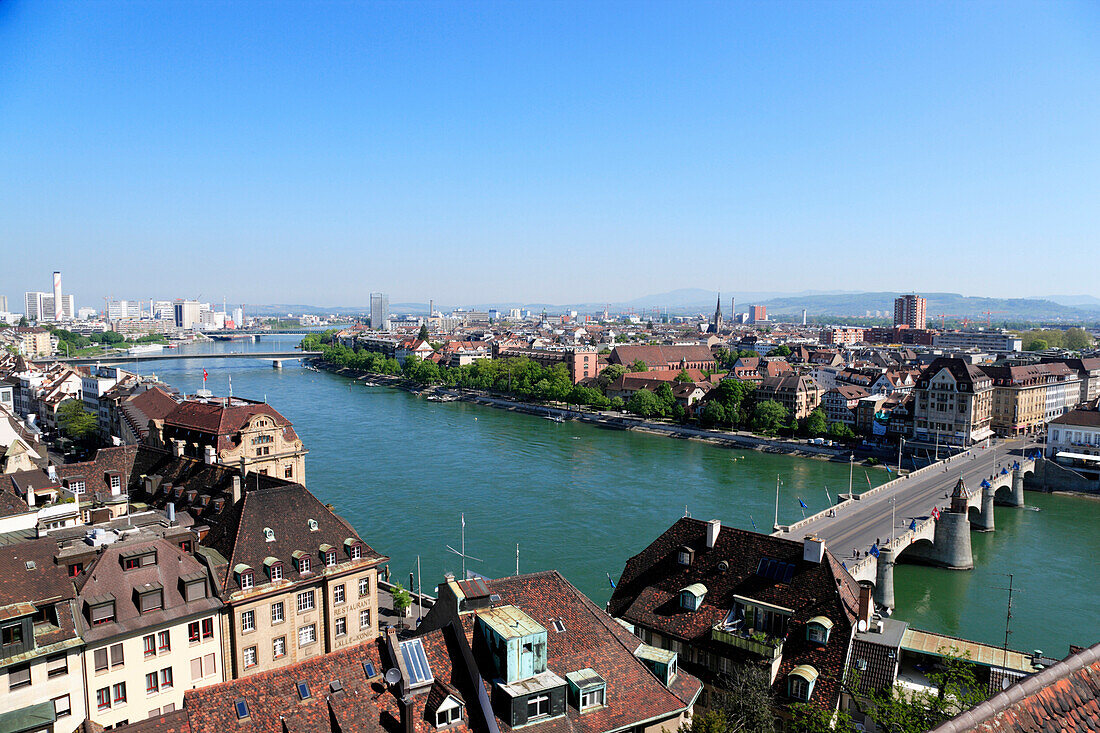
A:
[775,436,1042,572]
[40,350,321,365]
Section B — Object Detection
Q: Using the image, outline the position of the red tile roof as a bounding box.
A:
[930,642,1100,733]
[163,398,299,452]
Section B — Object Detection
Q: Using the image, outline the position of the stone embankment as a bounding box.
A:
[314,359,881,463]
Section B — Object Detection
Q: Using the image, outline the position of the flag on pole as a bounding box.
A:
[886,465,893,474]
[909,519,917,531]
[798,498,808,509]
[824,485,832,504]
[203,369,208,380]
[865,471,873,488]
[750,515,757,530]
[870,543,880,558]
[606,572,617,589]
[461,513,465,529]
[932,506,941,520]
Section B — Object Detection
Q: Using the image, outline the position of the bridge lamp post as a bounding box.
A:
[897,437,905,474]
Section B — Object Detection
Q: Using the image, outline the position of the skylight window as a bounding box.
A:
[756,557,795,584]
[363,662,377,678]
[234,699,250,720]
[297,681,311,700]
[551,619,566,633]
[399,638,434,686]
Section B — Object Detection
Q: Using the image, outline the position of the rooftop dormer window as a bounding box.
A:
[138,586,164,614]
[325,550,338,568]
[788,665,818,702]
[435,696,464,728]
[677,546,694,566]
[679,583,707,611]
[806,616,833,646]
[264,557,284,581]
[89,599,115,626]
[235,564,255,590]
[292,552,311,574]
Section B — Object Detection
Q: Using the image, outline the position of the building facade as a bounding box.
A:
[893,294,926,330]
[911,358,994,448]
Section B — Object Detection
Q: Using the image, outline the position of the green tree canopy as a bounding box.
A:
[802,408,827,437]
[418,324,430,341]
[626,389,664,418]
[750,400,788,435]
[58,399,98,441]
[1026,338,1048,351]
[627,359,649,373]
[674,369,694,383]
[767,344,791,357]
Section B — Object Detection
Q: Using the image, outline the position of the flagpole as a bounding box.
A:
[773,474,780,531]
[461,513,465,579]
[848,454,854,496]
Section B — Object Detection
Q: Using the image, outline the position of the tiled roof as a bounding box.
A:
[930,642,1100,733]
[201,482,386,594]
[163,398,300,452]
[140,635,471,733]
[74,535,222,644]
[611,345,715,368]
[422,570,700,733]
[121,386,180,439]
[608,518,858,710]
[1050,409,1100,428]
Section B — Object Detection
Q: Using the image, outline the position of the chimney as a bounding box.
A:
[231,475,242,505]
[400,695,416,733]
[47,464,57,482]
[239,456,247,477]
[858,583,873,626]
[803,535,825,564]
[706,519,721,549]
[53,271,63,321]
[26,487,35,507]
[171,439,184,458]
[203,445,216,465]
[167,503,176,525]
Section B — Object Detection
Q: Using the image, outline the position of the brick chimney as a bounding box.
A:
[400,695,416,733]
[231,475,242,505]
[858,583,873,625]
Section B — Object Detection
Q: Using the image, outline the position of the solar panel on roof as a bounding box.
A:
[782,564,795,584]
[400,639,434,686]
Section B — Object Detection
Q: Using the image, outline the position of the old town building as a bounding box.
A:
[911,358,994,449]
[756,374,822,420]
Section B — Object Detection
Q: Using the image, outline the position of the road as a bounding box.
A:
[777,436,1043,565]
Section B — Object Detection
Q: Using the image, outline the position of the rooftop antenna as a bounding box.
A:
[515,543,519,577]
[446,513,482,579]
[991,574,1022,682]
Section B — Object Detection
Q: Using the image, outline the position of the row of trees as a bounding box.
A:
[1019,326,1093,352]
[303,332,861,440]
[47,327,166,355]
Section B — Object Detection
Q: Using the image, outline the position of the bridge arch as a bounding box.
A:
[894,537,936,564]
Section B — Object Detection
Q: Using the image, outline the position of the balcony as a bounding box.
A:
[711,624,785,660]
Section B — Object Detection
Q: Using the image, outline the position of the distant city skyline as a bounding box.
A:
[2,2,1099,306]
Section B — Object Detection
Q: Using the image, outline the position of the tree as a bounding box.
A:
[57,400,98,442]
[788,703,850,733]
[768,344,791,357]
[828,421,856,439]
[700,400,728,427]
[654,383,676,413]
[18,315,28,327]
[626,389,664,418]
[802,408,827,437]
[1026,339,1048,351]
[597,364,626,390]
[1064,327,1092,351]
[627,359,649,373]
[750,400,788,435]
[705,664,777,733]
[674,369,694,383]
[418,324,430,341]
[391,582,412,617]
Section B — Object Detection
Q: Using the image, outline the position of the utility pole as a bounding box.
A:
[848,454,854,496]
[773,475,780,531]
[897,437,905,474]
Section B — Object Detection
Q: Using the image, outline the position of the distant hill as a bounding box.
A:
[758,292,1098,322]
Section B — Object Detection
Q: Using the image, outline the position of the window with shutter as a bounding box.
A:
[94,648,109,672]
[110,643,124,667]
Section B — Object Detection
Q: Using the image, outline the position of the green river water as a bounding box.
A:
[121,335,1099,657]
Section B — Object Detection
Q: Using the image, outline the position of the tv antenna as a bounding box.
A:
[445,513,482,579]
[990,574,1023,679]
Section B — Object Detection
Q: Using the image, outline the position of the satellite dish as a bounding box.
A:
[384,668,401,686]
[857,619,868,632]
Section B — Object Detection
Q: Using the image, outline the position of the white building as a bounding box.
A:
[107,300,143,320]
[173,300,202,329]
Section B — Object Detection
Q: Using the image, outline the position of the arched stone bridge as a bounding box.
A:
[775,439,1038,612]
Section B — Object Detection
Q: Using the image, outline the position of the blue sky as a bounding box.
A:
[1,1,1098,309]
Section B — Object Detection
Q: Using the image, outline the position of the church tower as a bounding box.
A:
[711,293,723,333]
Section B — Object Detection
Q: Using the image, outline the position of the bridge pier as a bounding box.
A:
[272,359,282,369]
[873,546,895,611]
[1007,469,1025,507]
[932,513,973,570]
[973,483,996,532]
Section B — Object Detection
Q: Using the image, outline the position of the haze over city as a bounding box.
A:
[3,1,1100,306]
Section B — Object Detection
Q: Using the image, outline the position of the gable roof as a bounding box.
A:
[163,398,300,452]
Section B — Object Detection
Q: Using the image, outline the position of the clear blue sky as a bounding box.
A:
[1,1,1098,309]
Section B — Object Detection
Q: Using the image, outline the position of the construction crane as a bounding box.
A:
[982,310,1007,327]
[933,314,959,330]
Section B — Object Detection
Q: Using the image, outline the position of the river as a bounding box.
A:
[116,334,1099,657]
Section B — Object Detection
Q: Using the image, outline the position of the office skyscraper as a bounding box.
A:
[370,293,390,331]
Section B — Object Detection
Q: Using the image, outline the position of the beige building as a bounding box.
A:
[8,327,53,358]
[73,532,225,729]
[202,481,388,678]
[151,396,307,484]
[912,357,994,448]
[757,373,823,420]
